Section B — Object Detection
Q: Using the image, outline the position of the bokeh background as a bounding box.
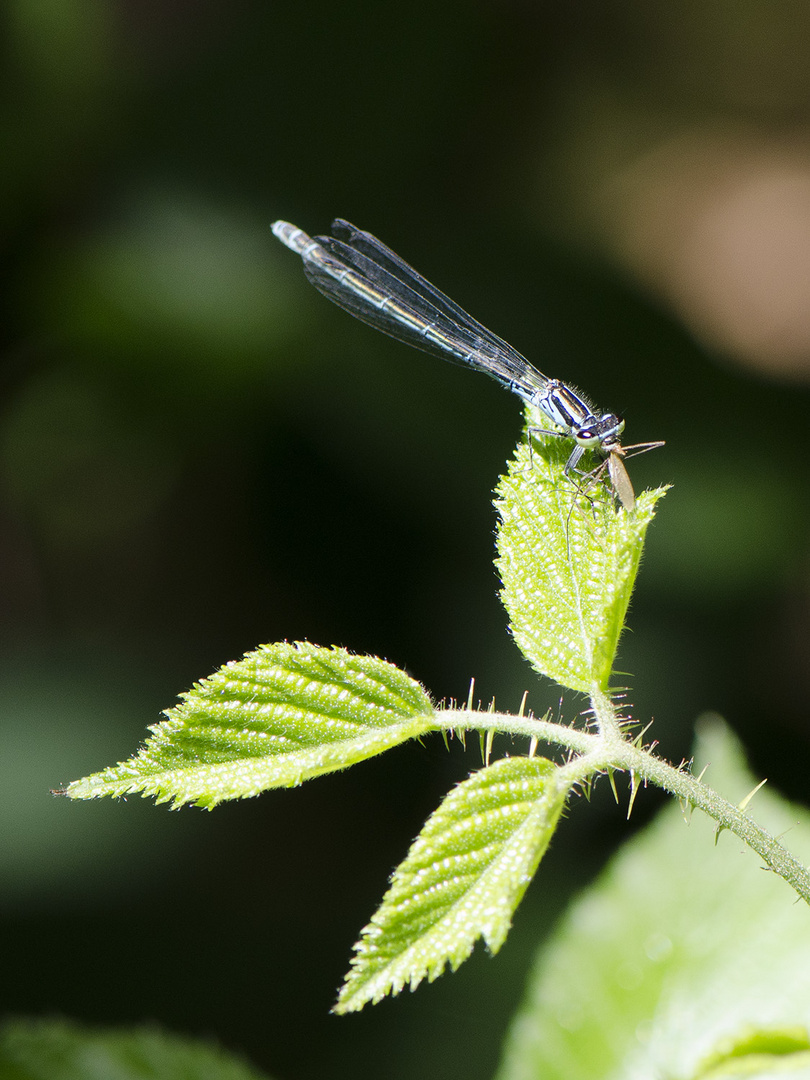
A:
[2,2,810,1078]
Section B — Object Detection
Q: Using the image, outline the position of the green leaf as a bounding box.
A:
[62,642,435,809]
[695,1027,810,1078]
[495,720,810,1080]
[0,1017,271,1080]
[494,417,667,693]
[335,754,569,1013]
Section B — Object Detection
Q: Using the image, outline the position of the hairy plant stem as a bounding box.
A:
[438,699,810,906]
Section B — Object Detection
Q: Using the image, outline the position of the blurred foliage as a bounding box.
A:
[497,721,810,1080]
[0,1017,272,1080]
[0,1,809,1079]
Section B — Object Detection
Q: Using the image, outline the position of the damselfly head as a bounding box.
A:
[574,414,625,451]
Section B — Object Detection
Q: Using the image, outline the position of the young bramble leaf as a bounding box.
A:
[62,642,435,809]
[495,416,667,693]
[335,755,570,1013]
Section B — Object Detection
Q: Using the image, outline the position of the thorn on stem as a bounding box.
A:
[627,770,639,820]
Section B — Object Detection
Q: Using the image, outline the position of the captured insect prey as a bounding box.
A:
[272,218,662,510]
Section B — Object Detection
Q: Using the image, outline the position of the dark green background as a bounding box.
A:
[2,3,808,1078]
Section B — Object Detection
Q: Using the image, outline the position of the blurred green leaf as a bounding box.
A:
[336,755,569,1013]
[0,1017,271,1080]
[694,1026,810,1079]
[63,642,435,809]
[496,720,810,1080]
[28,190,304,390]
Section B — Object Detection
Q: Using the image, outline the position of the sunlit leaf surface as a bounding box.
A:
[336,754,569,1012]
[495,420,666,693]
[63,642,435,809]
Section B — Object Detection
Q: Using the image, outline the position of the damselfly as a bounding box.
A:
[272,219,662,510]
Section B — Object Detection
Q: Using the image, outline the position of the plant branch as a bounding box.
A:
[435,703,810,905]
[614,742,810,905]
[435,708,598,756]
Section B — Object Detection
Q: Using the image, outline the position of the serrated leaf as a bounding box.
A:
[62,642,435,809]
[0,1017,271,1080]
[494,417,667,693]
[335,754,569,1013]
[496,720,810,1080]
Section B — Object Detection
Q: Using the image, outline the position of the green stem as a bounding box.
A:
[590,685,625,741]
[435,709,598,756]
[436,704,810,905]
[615,742,810,905]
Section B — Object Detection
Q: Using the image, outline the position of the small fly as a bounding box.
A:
[272,219,662,510]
